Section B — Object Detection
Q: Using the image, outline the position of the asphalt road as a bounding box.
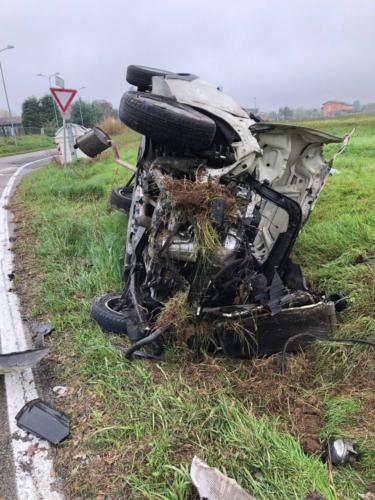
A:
[0,149,54,500]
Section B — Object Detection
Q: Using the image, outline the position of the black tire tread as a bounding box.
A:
[110,186,133,213]
[119,91,216,151]
[91,293,129,334]
[126,65,173,89]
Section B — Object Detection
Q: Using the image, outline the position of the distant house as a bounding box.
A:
[322,101,353,116]
[0,116,22,136]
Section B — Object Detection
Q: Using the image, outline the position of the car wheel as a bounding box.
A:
[126,65,174,90]
[119,91,216,151]
[110,186,133,213]
[91,293,132,335]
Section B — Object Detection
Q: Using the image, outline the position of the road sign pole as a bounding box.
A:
[63,115,67,169]
[49,87,77,167]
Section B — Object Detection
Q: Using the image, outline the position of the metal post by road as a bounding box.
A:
[63,115,67,169]
[0,45,17,146]
[37,72,60,128]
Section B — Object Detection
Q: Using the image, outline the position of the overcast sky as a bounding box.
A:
[1,0,375,114]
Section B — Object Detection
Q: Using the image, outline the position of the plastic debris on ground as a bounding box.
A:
[15,399,70,444]
[190,456,256,500]
[52,386,69,397]
[322,438,358,465]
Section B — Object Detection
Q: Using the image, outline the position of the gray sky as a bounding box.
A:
[2,0,375,114]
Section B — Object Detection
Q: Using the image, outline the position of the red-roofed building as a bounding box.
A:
[322,101,353,116]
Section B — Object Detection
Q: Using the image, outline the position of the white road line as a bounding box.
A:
[0,167,18,174]
[0,156,63,500]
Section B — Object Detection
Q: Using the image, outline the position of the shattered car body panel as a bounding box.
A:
[250,123,342,263]
[80,66,349,357]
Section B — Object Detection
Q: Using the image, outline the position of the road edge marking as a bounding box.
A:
[0,155,64,500]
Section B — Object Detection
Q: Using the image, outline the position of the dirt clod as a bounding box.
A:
[305,492,325,500]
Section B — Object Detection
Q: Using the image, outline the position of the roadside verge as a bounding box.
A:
[10,122,375,499]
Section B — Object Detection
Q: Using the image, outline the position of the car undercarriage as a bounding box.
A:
[75,65,350,360]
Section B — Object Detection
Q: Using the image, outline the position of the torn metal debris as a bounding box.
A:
[0,347,49,374]
[15,399,70,444]
[190,456,256,500]
[322,438,358,465]
[75,65,352,360]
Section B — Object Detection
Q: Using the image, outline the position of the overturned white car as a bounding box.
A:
[76,65,348,360]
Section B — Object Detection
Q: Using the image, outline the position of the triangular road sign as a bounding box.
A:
[50,87,77,113]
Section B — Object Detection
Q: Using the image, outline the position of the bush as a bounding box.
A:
[98,117,128,136]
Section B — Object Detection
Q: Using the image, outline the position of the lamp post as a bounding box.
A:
[0,45,17,145]
[37,72,60,128]
[77,86,86,127]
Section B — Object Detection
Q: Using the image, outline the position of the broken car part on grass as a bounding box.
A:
[322,438,359,465]
[0,322,53,374]
[76,65,351,361]
[190,456,256,500]
[0,347,49,374]
[15,399,70,445]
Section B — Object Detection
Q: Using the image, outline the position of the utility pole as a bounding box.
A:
[77,86,86,126]
[0,45,17,146]
[37,72,60,128]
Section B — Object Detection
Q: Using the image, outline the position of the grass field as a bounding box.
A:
[0,134,55,157]
[12,117,375,499]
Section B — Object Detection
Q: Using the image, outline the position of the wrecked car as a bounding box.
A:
[76,65,349,359]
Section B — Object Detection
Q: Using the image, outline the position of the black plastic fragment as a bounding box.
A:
[15,399,70,444]
[266,271,284,315]
[284,259,308,291]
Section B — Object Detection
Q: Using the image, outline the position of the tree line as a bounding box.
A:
[21,95,117,134]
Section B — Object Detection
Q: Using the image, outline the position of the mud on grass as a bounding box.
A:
[10,115,375,499]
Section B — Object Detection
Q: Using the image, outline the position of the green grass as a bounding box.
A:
[320,396,362,440]
[0,134,55,157]
[13,118,375,498]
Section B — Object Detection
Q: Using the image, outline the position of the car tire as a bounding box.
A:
[110,186,133,213]
[126,65,174,90]
[90,293,132,335]
[119,91,216,151]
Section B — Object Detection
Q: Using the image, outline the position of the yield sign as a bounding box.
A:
[50,87,77,113]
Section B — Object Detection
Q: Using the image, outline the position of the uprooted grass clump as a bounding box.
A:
[162,176,237,255]
[155,290,215,347]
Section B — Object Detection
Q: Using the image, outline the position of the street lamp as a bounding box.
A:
[37,72,60,128]
[77,86,86,127]
[0,45,17,145]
